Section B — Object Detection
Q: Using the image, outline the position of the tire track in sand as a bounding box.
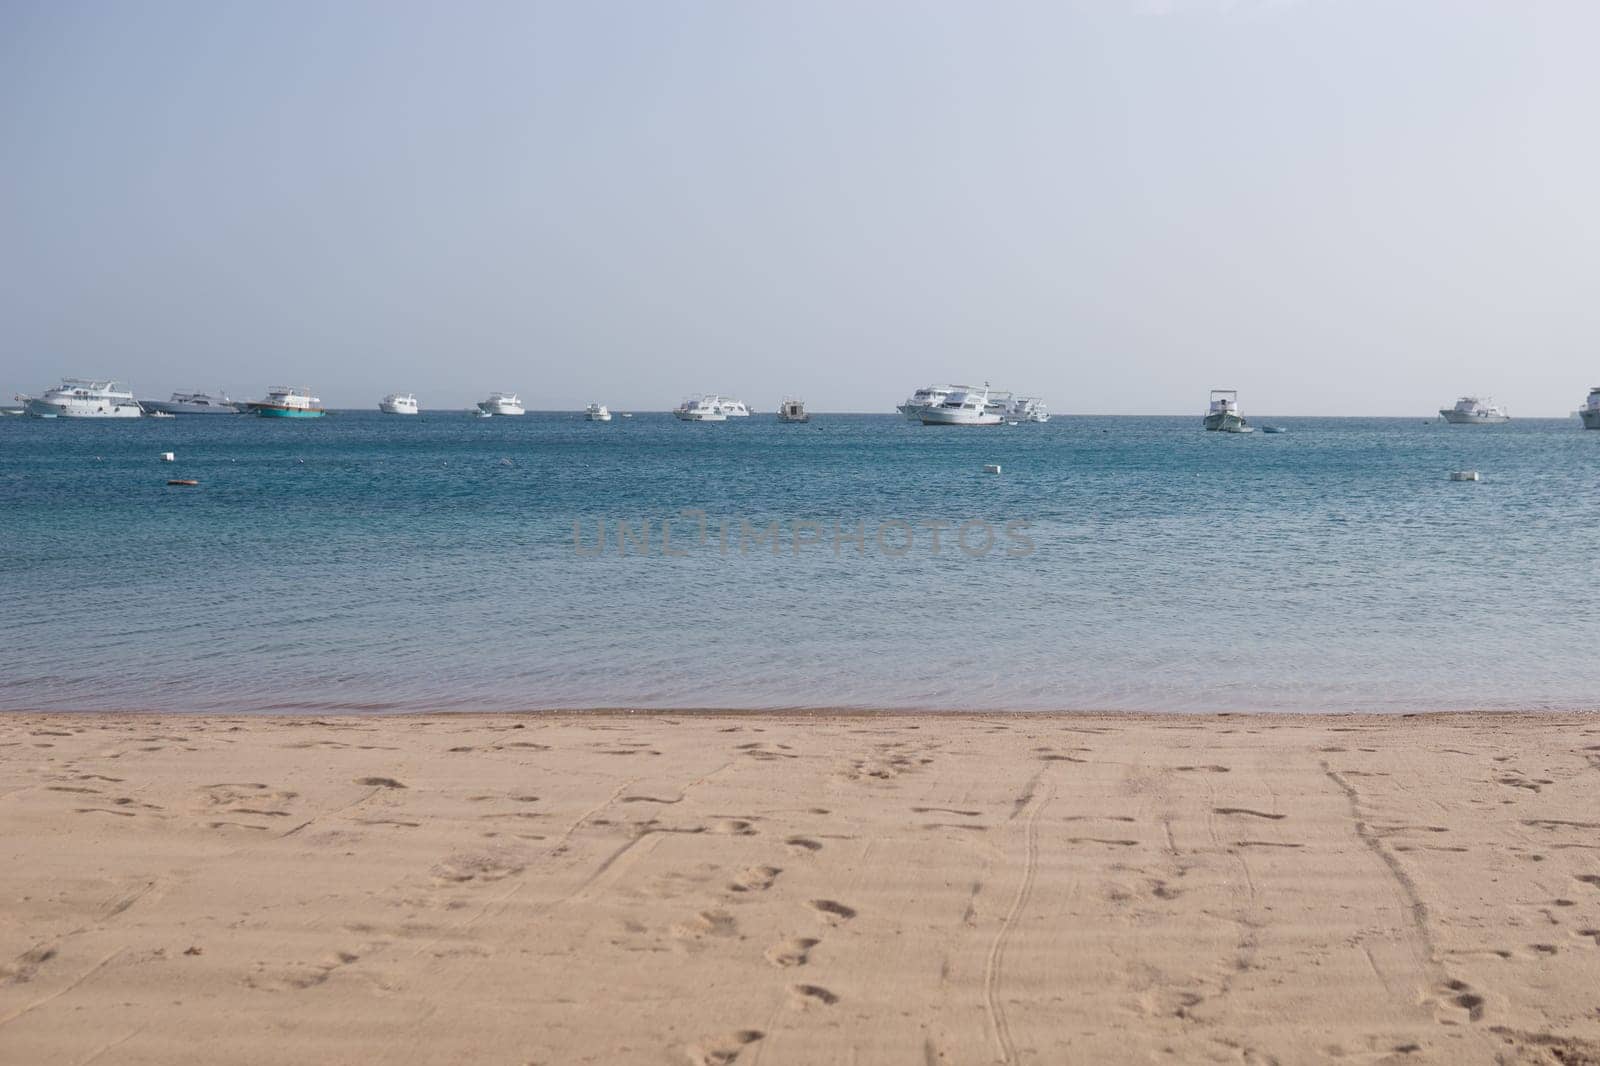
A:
[984,775,1054,1063]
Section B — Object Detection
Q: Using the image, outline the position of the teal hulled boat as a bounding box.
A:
[245,386,325,418]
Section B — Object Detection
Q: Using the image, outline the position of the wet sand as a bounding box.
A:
[2,711,1598,1065]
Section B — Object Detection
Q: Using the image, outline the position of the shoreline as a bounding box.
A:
[4,710,1598,1063]
[8,706,1599,720]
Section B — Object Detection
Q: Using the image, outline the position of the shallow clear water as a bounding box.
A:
[2,411,1596,713]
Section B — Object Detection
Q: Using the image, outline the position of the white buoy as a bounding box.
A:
[983,464,1002,474]
[160,451,174,462]
[1450,470,1480,481]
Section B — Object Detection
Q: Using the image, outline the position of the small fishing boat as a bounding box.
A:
[585,403,612,421]
[777,398,809,423]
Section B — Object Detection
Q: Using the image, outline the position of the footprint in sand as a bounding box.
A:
[672,910,738,940]
[432,853,524,884]
[1212,807,1286,820]
[709,818,757,836]
[806,899,857,922]
[1,944,58,983]
[727,865,782,894]
[785,836,822,853]
[686,1030,764,1066]
[764,937,819,968]
[355,776,407,789]
[787,983,839,1009]
[1436,979,1485,1023]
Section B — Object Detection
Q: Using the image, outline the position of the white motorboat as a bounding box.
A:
[1007,396,1049,423]
[1439,396,1508,424]
[713,396,750,417]
[1578,387,1599,429]
[379,393,419,415]
[1203,389,1248,432]
[478,392,525,416]
[142,391,241,415]
[21,379,144,418]
[919,385,1007,426]
[777,398,809,423]
[897,384,954,421]
[674,395,728,421]
[472,407,493,419]
[585,403,612,422]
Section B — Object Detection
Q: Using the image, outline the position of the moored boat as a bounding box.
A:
[777,398,809,423]
[1439,396,1509,424]
[142,391,241,415]
[1007,396,1049,423]
[477,392,524,416]
[379,393,419,415]
[1579,387,1599,430]
[1203,389,1248,432]
[897,384,953,421]
[673,395,728,421]
[245,386,325,418]
[585,403,612,421]
[20,379,144,418]
[919,385,1007,426]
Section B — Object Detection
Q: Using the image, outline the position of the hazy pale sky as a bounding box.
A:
[3,0,1598,414]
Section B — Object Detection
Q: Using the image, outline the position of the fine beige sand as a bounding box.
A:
[2,711,1599,1065]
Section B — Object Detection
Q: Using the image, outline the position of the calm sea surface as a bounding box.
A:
[2,411,1596,713]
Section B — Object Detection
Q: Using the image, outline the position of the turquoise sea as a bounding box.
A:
[2,411,1596,714]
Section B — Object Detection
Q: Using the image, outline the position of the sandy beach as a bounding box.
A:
[2,711,1598,1065]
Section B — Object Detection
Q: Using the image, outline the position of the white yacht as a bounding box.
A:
[673,395,728,421]
[777,397,809,423]
[714,396,750,417]
[477,392,525,416]
[379,393,419,415]
[1203,389,1248,432]
[20,379,144,418]
[920,385,1007,426]
[1439,396,1509,424]
[1581,387,1600,430]
[897,384,954,421]
[585,403,612,422]
[1007,396,1049,423]
[142,391,241,415]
